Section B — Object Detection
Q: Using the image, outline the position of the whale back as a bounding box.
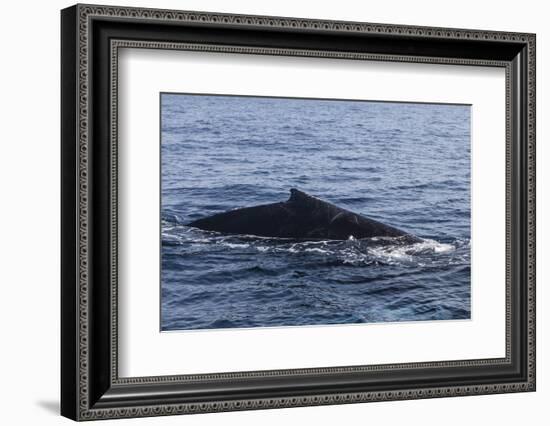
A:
[187,188,418,241]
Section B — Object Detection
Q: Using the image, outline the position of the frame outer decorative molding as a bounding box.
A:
[70,4,535,420]
[77,4,90,419]
[527,34,536,388]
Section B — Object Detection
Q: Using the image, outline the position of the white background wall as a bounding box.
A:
[0,0,546,424]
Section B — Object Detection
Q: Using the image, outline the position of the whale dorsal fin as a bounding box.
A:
[288,188,316,205]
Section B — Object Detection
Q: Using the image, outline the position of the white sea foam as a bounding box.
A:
[410,239,455,254]
[363,238,458,266]
[304,247,330,254]
[164,226,466,269]
[221,242,250,249]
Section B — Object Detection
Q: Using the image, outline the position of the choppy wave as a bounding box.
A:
[162,221,469,269]
[161,223,471,330]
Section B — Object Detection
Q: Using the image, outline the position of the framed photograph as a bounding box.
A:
[61,4,536,421]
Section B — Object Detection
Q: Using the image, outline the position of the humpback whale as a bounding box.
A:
[188,189,420,243]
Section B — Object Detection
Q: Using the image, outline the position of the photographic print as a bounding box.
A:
[160,93,471,331]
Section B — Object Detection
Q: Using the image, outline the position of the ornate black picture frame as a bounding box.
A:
[61,4,536,421]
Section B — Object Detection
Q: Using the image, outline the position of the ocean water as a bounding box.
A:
[160,94,471,331]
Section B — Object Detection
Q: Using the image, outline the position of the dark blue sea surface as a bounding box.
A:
[161,94,471,331]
